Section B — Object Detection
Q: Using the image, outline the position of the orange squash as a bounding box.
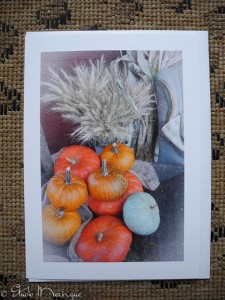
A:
[47,167,88,211]
[42,204,81,245]
[54,145,100,181]
[88,172,143,215]
[76,215,132,262]
[100,143,135,172]
[87,159,127,202]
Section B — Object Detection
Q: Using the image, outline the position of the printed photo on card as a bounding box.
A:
[24,30,211,281]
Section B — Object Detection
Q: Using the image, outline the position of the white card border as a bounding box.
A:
[24,30,211,281]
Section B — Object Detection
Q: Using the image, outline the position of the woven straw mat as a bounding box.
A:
[0,1,225,299]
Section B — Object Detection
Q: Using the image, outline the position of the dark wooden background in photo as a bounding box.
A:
[0,1,224,299]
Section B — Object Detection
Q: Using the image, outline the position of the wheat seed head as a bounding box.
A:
[41,56,154,145]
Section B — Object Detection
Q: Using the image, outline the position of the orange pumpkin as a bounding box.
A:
[88,172,143,215]
[76,215,132,262]
[54,145,100,181]
[42,204,81,245]
[47,167,88,211]
[87,159,128,202]
[100,143,135,172]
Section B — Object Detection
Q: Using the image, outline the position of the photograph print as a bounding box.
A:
[40,50,184,263]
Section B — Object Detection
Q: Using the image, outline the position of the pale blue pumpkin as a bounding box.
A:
[123,192,160,235]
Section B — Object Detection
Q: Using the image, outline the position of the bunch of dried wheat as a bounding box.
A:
[41,57,154,146]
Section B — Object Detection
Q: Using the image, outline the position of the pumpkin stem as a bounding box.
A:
[112,143,119,154]
[66,167,71,185]
[101,159,108,176]
[66,157,77,166]
[56,208,64,219]
[96,232,104,242]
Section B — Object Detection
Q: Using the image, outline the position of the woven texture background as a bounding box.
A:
[0,0,225,299]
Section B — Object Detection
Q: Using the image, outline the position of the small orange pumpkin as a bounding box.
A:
[87,159,128,202]
[100,143,135,172]
[47,167,88,211]
[88,172,143,215]
[42,204,81,245]
[54,145,100,181]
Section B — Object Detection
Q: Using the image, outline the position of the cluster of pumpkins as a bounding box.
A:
[42,143,160,262]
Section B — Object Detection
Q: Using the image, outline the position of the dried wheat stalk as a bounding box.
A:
[41,57,155,147]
